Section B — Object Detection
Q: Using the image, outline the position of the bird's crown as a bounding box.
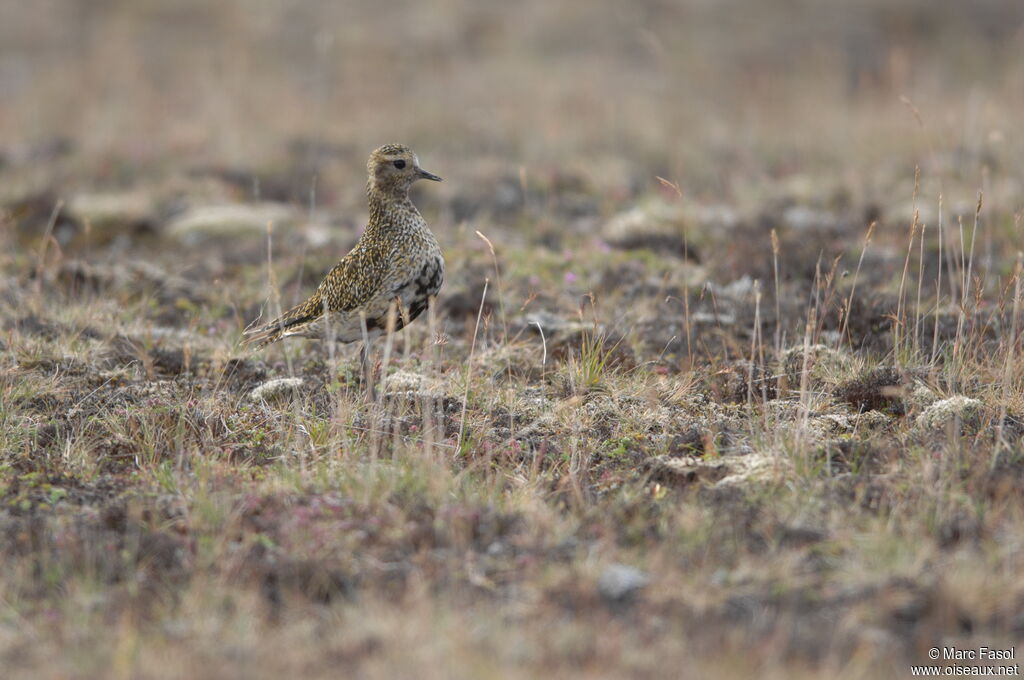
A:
[373,143,411,157]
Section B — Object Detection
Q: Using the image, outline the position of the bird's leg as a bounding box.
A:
[360,341,376,402]
[359,312,376,403]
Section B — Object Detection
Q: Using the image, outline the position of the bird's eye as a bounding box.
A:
[393,160,406,169]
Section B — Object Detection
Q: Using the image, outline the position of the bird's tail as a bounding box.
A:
[242,293,323,349]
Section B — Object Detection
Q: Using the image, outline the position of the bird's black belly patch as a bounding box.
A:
[388,259,443,331]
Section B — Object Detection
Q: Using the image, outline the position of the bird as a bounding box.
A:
[243,143,444,397]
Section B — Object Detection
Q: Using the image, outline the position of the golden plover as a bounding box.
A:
[244,144,444,391]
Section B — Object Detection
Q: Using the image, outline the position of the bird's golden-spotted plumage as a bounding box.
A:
[243,144,443,348]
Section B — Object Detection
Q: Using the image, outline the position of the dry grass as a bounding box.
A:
[2,1,1024,678]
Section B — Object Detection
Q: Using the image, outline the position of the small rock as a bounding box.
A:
[598,564,649,603]
[66,191,155,241]
[782,344,853,391]
[916,396,983,432]
[250,377,304,402]
[856,410,893,430]
[781,205,841,231]
[707,274,755,300]
[601,201,694,257]
[646,455,731,486]
[384,370,424,392]
[167,203,299,244]
[714,453,776,487]
[908,382,938,409]
[523,310,591,336]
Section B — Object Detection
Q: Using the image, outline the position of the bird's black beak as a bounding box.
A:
[417,167,443,182]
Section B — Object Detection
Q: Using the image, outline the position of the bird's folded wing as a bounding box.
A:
[316,243,392,313]
[242,243,390,347]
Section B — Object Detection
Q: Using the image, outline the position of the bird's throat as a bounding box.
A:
[366,182,415,229]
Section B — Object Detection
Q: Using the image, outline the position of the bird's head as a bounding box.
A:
[367,143,442,196]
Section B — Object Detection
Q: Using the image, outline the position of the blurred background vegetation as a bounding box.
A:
[2,0,1021,189]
